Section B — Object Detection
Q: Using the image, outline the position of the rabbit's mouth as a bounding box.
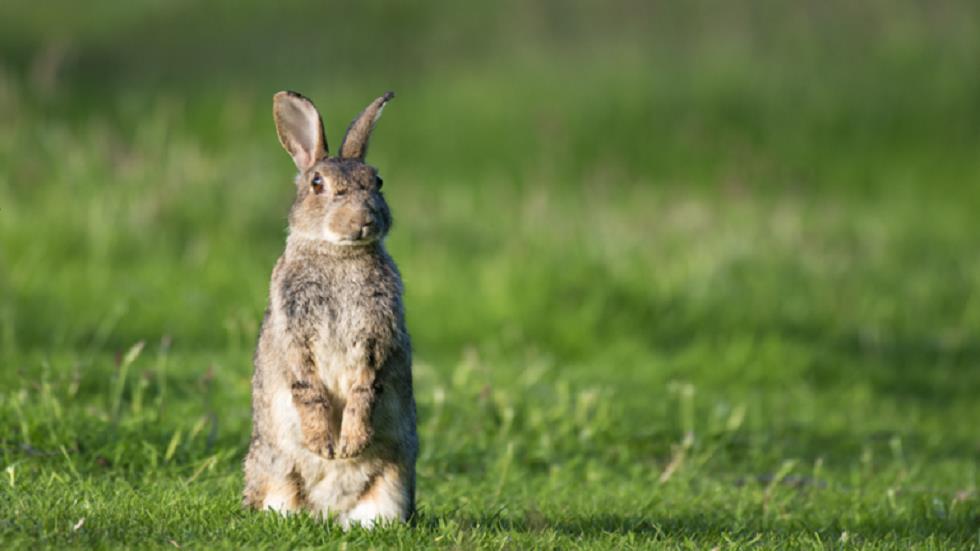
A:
[325,228,383,246]
[289,224,384,247]
[332,236,380,246]
[326,219,385,246]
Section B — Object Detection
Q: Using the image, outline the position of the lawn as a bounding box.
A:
[1,1,978,548]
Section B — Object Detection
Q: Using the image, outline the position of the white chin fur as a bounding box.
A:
[327,236,377,246]
[288,228,378,246]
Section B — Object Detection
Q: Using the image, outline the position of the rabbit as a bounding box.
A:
[243,90,417,529]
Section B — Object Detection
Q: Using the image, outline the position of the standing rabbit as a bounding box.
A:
[243,91,417,529]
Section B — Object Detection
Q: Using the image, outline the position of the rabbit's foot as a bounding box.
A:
[336,424,373,459]
[304,431,336,459]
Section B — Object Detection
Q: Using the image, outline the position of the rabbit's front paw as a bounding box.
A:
[336,424,373,459]
[304,431,336,459]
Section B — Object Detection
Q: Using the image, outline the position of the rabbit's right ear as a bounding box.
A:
[273,91,328,170]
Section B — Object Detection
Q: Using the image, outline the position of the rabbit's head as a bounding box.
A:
[273,91,394,246]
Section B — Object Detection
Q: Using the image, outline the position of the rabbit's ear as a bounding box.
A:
[273,91,328,170]
[339,91,394,160]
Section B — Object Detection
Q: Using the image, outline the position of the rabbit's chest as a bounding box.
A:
[278,266,398,356]
[281,276,376,337]
[295,279,395,397]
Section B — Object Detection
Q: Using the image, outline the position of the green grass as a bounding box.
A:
[1,1,979,548]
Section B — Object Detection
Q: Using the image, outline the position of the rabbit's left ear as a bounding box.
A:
[273,91,328,170]
[339,91,394,160]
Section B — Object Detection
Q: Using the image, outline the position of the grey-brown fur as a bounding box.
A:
[243,91,416,528]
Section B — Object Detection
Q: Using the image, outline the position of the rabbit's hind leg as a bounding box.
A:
[243,442,304,514]
[342,462,413,529]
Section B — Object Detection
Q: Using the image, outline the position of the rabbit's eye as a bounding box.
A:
[310,174,324,193]
[376,176,383,190]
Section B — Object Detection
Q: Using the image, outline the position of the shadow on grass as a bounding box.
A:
[414,510,976,543]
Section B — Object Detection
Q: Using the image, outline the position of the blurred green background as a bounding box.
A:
[1,1,978,548]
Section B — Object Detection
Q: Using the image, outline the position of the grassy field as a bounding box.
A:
[1,1,979,548]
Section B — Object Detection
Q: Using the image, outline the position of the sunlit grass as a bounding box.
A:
[2,1,980,548]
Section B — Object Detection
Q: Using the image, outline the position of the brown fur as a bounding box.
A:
[243,91,417,528]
